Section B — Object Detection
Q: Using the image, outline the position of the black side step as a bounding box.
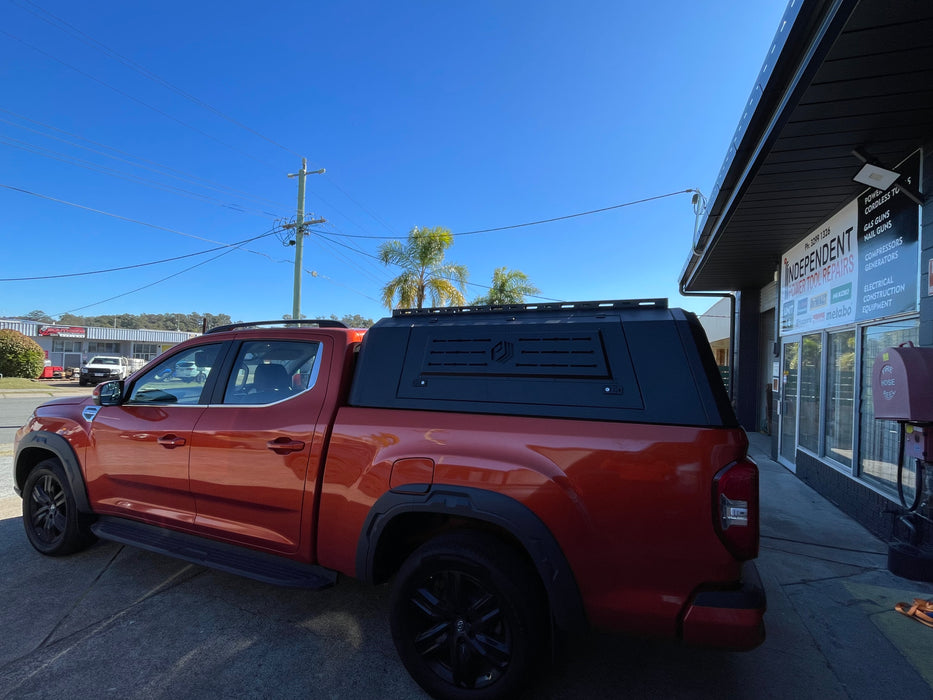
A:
[91,516,337,589]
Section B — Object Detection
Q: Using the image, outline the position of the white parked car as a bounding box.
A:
[174,360,209,382]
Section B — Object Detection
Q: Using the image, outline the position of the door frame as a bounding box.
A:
[778,337,800,472]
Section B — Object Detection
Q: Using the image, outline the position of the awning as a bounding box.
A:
[682,0,933,292]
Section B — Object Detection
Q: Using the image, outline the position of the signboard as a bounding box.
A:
[38,325,87,338]
[781,152,920,334]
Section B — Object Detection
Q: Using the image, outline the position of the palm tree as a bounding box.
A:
[473,267,540,305]
[378,226,469,309]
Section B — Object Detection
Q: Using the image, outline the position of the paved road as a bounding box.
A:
[0,397,48,443]
[1,397,53,498]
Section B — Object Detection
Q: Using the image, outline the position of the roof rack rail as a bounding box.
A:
[391,298,668,317]
[206,319,348,334]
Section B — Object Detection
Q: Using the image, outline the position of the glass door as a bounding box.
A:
[779,340,799,467]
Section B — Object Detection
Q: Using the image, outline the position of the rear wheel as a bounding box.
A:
[22,459,96,556]
[390,532,546,700]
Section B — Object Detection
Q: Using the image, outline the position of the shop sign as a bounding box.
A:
[38,325,87,338]
[781,152,920,334]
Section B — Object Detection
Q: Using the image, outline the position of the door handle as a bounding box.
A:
[266,437,306,455]
[157,434,186,448]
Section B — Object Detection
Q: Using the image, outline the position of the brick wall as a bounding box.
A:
[796,451,932,543]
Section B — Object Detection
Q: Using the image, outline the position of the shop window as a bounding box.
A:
[133,343,159,361]
[51,339,81,353]
[859,319,919,496]
[798,334,822,452]
[824,330,855,468]
[87,342,120,354]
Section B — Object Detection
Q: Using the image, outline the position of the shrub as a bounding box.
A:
[0,329,45,378]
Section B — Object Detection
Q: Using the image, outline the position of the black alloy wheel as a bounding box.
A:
[390,532,545,700]
[22,459,95,556]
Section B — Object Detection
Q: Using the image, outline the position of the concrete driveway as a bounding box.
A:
[0,393,931,698]
[0,501,424,698]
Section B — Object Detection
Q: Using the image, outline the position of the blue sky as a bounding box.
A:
[1,0,788,323]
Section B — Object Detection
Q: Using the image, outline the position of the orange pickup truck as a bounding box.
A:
[14,299,765,699]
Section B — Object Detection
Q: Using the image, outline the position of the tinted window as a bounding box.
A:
[127,344,222,405]
[222,340,322,405]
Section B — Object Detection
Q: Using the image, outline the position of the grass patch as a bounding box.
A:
[0,377,45,389]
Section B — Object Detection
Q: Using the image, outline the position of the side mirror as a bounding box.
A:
[94,380,124,406]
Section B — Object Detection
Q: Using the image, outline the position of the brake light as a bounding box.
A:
[712,459,759,560]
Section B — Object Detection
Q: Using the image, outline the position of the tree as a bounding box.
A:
[21,310,54,323]
[329,313,375,328]
[0,329,45,378]
[378,226,468,309]
[472,267,540,305]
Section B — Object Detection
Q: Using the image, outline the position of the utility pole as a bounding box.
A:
[286,158,325,319]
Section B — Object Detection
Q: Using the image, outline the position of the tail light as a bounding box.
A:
[712,459,759,560]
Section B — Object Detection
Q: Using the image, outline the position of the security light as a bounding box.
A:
[852,162,901,191]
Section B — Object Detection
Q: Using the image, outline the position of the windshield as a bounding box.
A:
[90,357,119,365]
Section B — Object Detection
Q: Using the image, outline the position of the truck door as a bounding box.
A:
[188,337,331,554]
[84,342,225,527]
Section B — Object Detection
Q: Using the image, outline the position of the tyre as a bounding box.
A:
[22,459,96,556]
[78,379,87,386]
[390,532,546,700]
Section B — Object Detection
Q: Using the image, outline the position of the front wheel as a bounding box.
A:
[390,532,546,700]
[22,459,96,556]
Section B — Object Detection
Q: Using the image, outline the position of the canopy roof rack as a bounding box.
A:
[392,298,668,317]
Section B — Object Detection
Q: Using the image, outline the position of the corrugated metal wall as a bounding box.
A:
[0,319,196,344]
[0,319,39,335]
[84,327,195,343]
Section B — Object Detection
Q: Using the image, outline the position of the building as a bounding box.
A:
[0,319,197,369]
[699,297,732,367]
[682,0,933,543]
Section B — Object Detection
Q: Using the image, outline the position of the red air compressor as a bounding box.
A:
[872,344,933,582]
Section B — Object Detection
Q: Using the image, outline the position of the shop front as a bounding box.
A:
[0,319,198,372]
[680,0,933,543]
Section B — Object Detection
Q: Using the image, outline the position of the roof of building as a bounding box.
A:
[0,318,198,343]
[682,0,933,292]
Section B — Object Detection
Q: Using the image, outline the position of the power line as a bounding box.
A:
[0,134,282,218]
[0,228,282,281]
[309,224,393,282]
[54,242,247,316]
[306,228,563,303]
[6,5,406,247]
[0,107,290,213]
[0,183,279,263]
[307,234,390,288]
[323,176,401,238]
[6,4,415,247]
[306,190,698,240]
[0,27,282,171]
[300,267,383,305]
[451,190,696,235]
[14,0,304,161]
